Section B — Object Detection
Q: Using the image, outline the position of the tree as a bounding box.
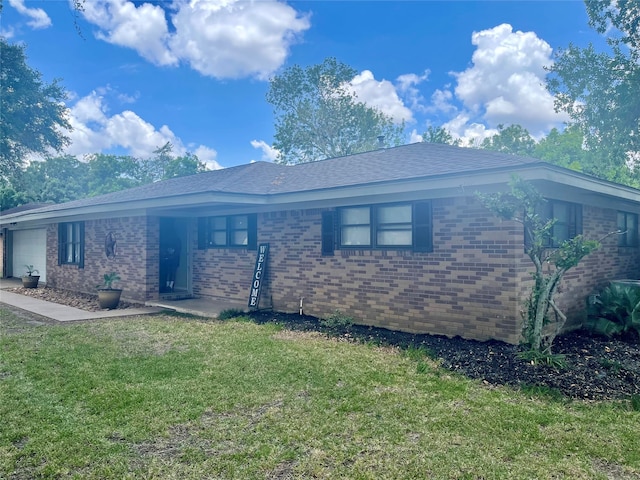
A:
[139,142,207,182]
[266,58,405,164]
[547,0,639,186]
[422,126,460,146]
[533,126,591,171]
[85,153,143,195]
[0,39,71,181]
[480,124,536,157]
[478,177,601,361]
[19,156,90,204]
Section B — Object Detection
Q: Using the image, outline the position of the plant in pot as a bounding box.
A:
[97,272,122,309]
[22,265,40,288]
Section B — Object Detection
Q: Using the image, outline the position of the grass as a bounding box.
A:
[1,308,639,479]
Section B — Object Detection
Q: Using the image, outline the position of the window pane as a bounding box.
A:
[554,203,568,223]
[378,205,411,223]
[232,216,248,229]
[341,207,370,225]
[211,231,226,246]
[553,224,569,244]
[342,226,371,245]
[617,212,626,231]
[232,231,248,245]
[211,217,226,229]
[378,229,412,246]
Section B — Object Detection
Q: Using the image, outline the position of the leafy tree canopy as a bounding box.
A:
[422,126,460,146]
[480,124,536,157]
[547,0,639,185]
[0,38,71,180]
[266,57,405,164]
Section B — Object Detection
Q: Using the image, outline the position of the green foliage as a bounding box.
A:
[632,394,640,412]
[517,349,567,369]
[266,57,405,164]
[480,124,536,157]
[546,1,640,188]
[98,272,121,290]
[0,39,71,181]
[18,155,90,204]
[23,265,39,276]
[422,126,460,146]
[478,176,601,355]
[218,308,246,321]
[533,126,591,171]
[585,283,640,339]
[319,309,354,330]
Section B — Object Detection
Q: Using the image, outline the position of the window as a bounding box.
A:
[537,200,583,248]
[198,214,257,250]
[323,201,432,253]
[58,222,84,267]
[617,211,638,247]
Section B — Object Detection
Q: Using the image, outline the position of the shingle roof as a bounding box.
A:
[0,143,572,220]
[272,142,542,193]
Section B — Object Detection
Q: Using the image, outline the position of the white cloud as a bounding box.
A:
[250,140,279,162]
[429,88,457,114]
[452,23,568,136]
[442,113,498,147]
[8,0,52,29]
[396,70,429,112]
[170,0,310,80]
[408,129,423,144]
[66,90,221,169]
[76,0,310,79]
[79,0,177,66]
[349,70,413,124]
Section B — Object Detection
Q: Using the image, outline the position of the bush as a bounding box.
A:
[218,308,246,320]
[584,283,640,340]
[319,310,354,330]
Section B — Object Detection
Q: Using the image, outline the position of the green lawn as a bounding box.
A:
[1,309,638,479]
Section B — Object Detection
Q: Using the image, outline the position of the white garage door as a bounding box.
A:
[12,229,47,282]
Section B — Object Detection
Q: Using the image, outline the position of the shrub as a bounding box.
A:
[218,308,246,321]
[584,283,640,340]
[319,310,354,330]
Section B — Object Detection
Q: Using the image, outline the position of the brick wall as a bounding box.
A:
[554,204,640,327]
[46,216,158,302]
[191,197,638,344]
[44,200,638,345]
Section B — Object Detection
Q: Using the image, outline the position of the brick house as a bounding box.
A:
[2,143,639,344]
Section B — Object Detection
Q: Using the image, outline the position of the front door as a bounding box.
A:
[159,218,190,294]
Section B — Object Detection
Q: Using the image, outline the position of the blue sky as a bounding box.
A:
[1,1,606,169]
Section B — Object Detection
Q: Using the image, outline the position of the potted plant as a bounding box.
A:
[22,265,40,288]
[97,272,122,309]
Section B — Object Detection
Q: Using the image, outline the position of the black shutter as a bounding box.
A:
[78,222,85,269]
[197,217,207,249]
[321,210,335,256]
[247,214,258,251]
[413,201,433,252]
[58,223,64,265]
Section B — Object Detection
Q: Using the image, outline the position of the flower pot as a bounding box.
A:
[98,289,123,309]
[22,275,40,289]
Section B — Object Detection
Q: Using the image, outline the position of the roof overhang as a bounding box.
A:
[2,163,638,229]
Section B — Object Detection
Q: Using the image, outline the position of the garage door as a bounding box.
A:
[12,229,47,282]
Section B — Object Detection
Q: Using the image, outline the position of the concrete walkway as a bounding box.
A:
[0,277,247,322]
